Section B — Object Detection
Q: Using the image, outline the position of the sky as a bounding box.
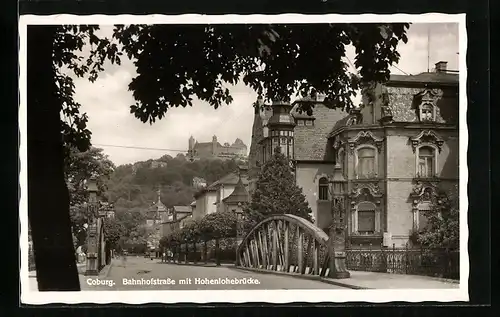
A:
[71,22,459,166]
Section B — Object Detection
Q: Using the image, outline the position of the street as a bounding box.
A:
[81,256,347,290]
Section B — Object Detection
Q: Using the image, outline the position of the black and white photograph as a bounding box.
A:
[19,14,467,304]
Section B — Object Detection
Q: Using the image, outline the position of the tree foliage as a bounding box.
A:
[64,146,115,205]
[243,147,312,230]
[103,218,127,249]
[112,24,409,123]
[106,156,242,206]
[200,210,237,240]
[160,210,237,249]
[417,185,459,250]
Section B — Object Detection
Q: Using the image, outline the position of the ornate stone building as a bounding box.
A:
[248,61,459,248]
[145,189,168,256]
[248,100,345,230]
[188,135,248,161]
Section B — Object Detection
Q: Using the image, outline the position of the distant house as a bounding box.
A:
[192,177,207,189]
[145,189,167,227]
[222,175,250,213]
[161,205,193,237]
[193,166,249,220]
[151,160,168,169]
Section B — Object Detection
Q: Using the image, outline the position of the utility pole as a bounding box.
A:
[427,25,431,72]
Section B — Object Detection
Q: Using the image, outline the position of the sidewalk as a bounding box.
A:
[28,260,114,291]
[322,270,460,289]
[157,260,234,268]
[233,266,460,289]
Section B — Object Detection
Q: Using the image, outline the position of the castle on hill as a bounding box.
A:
[188,135,248,161]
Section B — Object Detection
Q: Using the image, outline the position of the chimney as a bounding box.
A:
[435,61,448,73]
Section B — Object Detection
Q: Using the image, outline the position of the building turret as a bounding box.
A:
[188,135,196,161]
[260,101,296,164]
[189,135,195,152]
[212,135,218,156]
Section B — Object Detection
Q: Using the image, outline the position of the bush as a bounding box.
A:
[417,184,459,250]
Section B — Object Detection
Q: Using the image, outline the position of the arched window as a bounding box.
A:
[420,103,435,122]
[357,147,376,179]
[355,201,377,235]
[417,146,436,178]
[318,177,329,200]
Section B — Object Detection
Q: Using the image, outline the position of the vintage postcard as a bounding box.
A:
[19,13,468,304]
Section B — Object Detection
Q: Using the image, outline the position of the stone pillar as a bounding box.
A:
[328,200,350,279]
[85,180,100,276]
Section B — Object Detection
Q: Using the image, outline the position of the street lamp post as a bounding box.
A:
[328,163,350,278]
[84,178,99,276]
[235,203,244,266]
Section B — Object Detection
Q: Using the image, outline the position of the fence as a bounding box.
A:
[346,244,459,279]
[165,238,238,265]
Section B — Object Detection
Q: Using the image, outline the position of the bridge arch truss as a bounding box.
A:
[236,214,335,277]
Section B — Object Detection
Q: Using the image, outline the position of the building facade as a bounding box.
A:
[193,166,249,220]
[145,189,168,254]
[161,205,193,237]
[222,175,250,213]
[248,62,459,248]
[188,135,248,161]
[248,100,345,232]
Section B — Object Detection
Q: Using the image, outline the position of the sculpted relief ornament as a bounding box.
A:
[409,180,446,229]
[350,183,383,203]
[409,130,444,153]
[418,88,443,104]
[348,131,384,154]
[415,88,444,122]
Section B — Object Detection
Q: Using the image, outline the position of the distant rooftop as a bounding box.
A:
[173,206,191,213]
[389,72,459,86]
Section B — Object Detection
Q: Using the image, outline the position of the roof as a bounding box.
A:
[330,114,353,133]
[222,177,249,204]
[193,167,249,198]
[192,142,214,151]
[290,103,345,161]
[190,201,196,206]
[291,106,316,119]
[173,206,191,213]
[206,170,249,190]
[162,212,191,224]
[389,72,459,86]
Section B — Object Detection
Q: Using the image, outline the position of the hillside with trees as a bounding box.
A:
[105,154,245,248]
[65,146,246,255]
[106,154,246,208]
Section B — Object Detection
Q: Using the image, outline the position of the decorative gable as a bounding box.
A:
[415,88,443,122]
[348,131,384,154]
[409,130,444,153]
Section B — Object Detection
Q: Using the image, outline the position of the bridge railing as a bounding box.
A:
[236,214,333,277]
